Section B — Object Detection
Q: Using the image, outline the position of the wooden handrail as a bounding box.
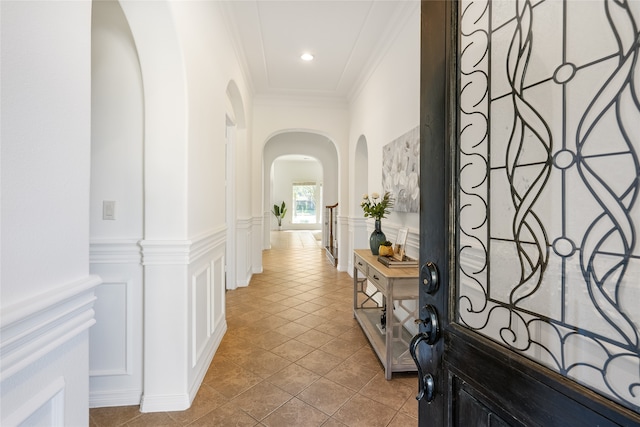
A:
[326,203,337,250]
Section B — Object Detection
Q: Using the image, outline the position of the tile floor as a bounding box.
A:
[90,231,418,427]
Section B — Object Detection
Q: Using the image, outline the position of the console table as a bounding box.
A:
[353,249,419,380]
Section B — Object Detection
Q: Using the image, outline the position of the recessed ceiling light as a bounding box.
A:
[301,53,314,61]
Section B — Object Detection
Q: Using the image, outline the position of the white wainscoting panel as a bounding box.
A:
[349,217,369,275]
[191,263,211,368]
[212,256,226,332]
[186,229,227,405]
[90,281,130,376]
[89,239,142,407]
[236,217,252,287]
[337,215,349,272]
[2,377,65,427]
[1,276,99,426]
[252,216,264,274]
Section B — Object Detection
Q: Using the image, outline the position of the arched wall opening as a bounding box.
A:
[224,80,247,290]
[262,131,339,250]
[354,135,369,215]
[89,0,145,407]
[225,80,246,128]
[349,135,370,271]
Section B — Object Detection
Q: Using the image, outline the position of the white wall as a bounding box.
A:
[348,2,421,265]
[1,1,100,425]
[91,0,144,241]
[176,1,237,237]
[173,1,254,291]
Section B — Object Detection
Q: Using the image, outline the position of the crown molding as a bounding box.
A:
[253,93,349,109]
[217,0,256,97]
[348,1,420,103]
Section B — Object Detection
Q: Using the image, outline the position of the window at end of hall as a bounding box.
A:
[292,182,321,224]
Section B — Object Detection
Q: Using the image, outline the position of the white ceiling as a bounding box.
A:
[221,0,419,101]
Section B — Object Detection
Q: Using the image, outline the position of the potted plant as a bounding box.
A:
[361,191,394,254]
[272,201,287,229]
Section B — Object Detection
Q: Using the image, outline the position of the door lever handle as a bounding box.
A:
[410,305,439,401]
[410,333,436,401]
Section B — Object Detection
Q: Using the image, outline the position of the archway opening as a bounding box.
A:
[225,80,247,290]
[262,131,339,251]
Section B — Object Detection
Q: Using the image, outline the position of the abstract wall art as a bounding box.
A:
[382,125,420,213]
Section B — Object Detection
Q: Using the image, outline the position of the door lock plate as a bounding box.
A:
[421,261,439,293]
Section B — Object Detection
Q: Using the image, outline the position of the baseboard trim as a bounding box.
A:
[89,389,142,408]
[139,393,191,413]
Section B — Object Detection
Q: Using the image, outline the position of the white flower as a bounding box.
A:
[362,193,368,200]
[371,192,380,199]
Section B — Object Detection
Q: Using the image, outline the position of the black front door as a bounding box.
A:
[415,1,640,425]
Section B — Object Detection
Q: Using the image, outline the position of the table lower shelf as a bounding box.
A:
[354,307,417,379]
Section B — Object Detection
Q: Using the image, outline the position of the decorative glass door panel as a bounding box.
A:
[457,0,640,412]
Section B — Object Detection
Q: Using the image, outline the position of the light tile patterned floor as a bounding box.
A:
[90,231,418,426]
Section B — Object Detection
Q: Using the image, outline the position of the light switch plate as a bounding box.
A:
[103,201,116,220]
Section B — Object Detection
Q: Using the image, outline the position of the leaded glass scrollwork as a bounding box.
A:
[457,0,640,412]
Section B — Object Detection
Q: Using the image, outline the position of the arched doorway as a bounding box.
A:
[262,132,339,251]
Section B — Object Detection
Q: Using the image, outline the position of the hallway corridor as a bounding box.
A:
[90,231,418,426]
